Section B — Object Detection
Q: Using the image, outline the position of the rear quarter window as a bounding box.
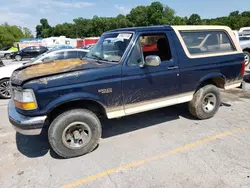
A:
[180,31,236,56]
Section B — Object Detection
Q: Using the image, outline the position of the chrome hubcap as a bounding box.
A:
[0,80,11,98]
[62,122,92,149]
[202,93,216,113]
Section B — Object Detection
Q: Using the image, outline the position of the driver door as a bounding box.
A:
[122,31,181,115]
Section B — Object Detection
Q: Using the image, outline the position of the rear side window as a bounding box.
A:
[78,51,87,59]
[180,31,236,55]
[66,51,78,59]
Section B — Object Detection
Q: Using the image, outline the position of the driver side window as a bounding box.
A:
[23,47,31,52]
[128,33,172,66]
[128,40,143,66]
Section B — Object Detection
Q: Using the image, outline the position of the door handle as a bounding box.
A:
[168,66,178,70]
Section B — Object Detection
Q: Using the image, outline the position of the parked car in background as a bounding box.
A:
[0,48,89,99]
[10,46,48,61]
[8,25,244,158]
[237,36,250,67]
[239,27,250,36]
[239,36,250,41]
[48,45,73,51]
[24,48,89,65]
[0,58,4,67]
[80,44,95,50]
[0,46,18,59]
[0,63,23,98]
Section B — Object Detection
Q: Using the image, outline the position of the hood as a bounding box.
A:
[11,58,114,85]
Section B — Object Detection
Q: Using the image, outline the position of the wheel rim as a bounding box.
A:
[244,53,249,66]
[62,122,92,149]
[5,54,10,59]
[16,55,21,61]
[202,93,217,113]
[0,80,11,98]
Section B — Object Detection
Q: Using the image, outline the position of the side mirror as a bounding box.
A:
[145,55,161,67]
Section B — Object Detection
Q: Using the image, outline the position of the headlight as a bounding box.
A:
[13,89,37,110]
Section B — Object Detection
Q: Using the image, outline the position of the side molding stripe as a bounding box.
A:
[106,92,194,119]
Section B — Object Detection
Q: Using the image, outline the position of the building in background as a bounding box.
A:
[77,37,99,48]
[18,36,99,50]
[42,36,77,49]
[18,38,43,49]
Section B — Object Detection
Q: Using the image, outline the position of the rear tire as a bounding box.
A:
[188,85,221,120]
[48,109,102,158]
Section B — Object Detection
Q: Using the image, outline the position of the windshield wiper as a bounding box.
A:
[85,54,119,63]
[86,54,103,63]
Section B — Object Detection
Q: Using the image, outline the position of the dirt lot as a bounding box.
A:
[0,82,250,188]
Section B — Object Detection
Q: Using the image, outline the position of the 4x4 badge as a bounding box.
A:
[98,88,112,94]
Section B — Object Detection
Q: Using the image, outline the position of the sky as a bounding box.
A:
[0,0,249,35]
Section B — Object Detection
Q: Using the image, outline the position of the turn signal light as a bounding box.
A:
[14,100,37,110]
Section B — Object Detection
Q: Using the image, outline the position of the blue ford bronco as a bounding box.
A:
[8,26,245,158]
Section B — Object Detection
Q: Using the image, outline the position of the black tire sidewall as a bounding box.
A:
[190,85,221,119]
[243,51,250,66]
[4,54,10,59]
[48,109,101,158]
[0,78,11,99]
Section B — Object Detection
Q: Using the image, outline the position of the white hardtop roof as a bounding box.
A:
[172,25,232,31]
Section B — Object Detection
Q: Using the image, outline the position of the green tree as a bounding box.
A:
[161,6,176,25]
[147,2,165,25]
[173,16,187,25]
[0,23,33,48]
[127,6,149,26]
[229,11,240,17]
[33,2,250,38]
[36,18,52,38]
[187,14,202,25]
[241,11,250,17]
[23,27,33,38]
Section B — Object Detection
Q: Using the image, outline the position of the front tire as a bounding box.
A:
[15,55,22,61]
[188,85,221,120]
[48,109,102,158]
[0,78,11,99]
[4,53,10,59]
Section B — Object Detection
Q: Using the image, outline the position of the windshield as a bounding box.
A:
[85,33,133,62]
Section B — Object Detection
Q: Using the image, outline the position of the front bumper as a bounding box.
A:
[8,100,47,135]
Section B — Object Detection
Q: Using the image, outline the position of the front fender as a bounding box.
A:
[45,92,106,113]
